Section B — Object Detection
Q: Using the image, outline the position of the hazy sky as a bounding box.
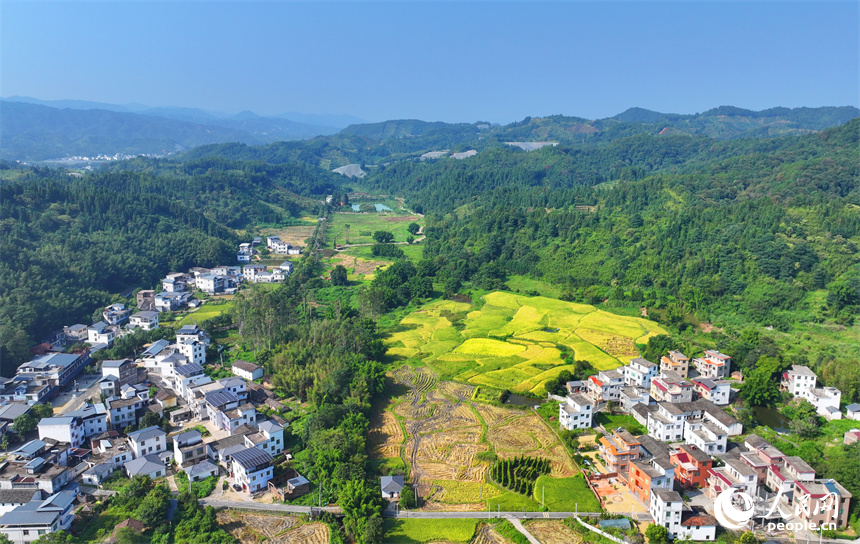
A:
[2,1,858,123]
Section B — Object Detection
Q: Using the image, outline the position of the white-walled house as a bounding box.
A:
[692,378,731,406]
[37,417,85,449]
[129,311,159,331]
[177,340,206,366]
[243,420,284,457]
[65,404,108,439]
[127,426,167,458]
[0,490,76,544]
[230,447,273,493]
[87,322,116,346]
[650,489,684,537]
[559,393,593,430]
[622,358,658,389]
[781,365,818,396]
[693,350,731,379]
[231,360,263,381]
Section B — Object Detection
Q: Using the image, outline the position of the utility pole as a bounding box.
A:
[542,485,545,509]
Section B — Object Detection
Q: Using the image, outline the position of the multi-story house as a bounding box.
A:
[176,325,211,347]
[129,311,159,331]
[671,445,713,490]
[598,430,640,474]
[781,365,818,396]
[87,322,116,346]
[646,403,687,442]
[622,358,658,389]
[243,265,267,282]
[650,370,694,404]
[218,377,248,402]
[101,359,139,389]
[650,488,684,537]
[217,403,256,434]
[154,291,192,312]
[177,340,206,366]
[558,393,593,430]
[707,457,758,498]
[693,350,732,379]
[136,290,156,312]
[619,386,650,413]
[792,480,852,529]
[106,393,147,430]
[161,274,189,293]
[243,420,285,457]
[0,490,76,544]
[230,447,273,493]
[683,418,727,455]
[16,352,90,392]
[65,403,108,439]
[89,431,133,468]
[37,417,85,449]
[174,430,207,468]
[196,274,225,295]
[661,350,690,378]
[587,370,624,402]
[0,457,71,495]
[102,303,130,326]
[692,378,731,406]
[629,456,675,504]
[127,426,167,458]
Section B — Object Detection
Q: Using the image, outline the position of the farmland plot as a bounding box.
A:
[385,291,667,395]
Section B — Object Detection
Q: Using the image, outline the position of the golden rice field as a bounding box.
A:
[385,291,666,395]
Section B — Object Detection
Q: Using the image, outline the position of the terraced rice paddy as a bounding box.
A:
[385,291,667,395]
[216,512,329,544]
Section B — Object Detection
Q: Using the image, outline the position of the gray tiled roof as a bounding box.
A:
[230,447,272,470]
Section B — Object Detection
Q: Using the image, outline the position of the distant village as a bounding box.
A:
[557,351,858,541]
[0,236,306,544]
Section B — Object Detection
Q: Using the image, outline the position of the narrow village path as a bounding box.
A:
[508,517,543,544]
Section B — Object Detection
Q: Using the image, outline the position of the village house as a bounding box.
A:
[64,403,108,439]
[619,386,650,412]
[242,264,267,282]
[683,417,728,455]
[650,489,684,537]
[162,273,189,293]
[268,469,310,501]
[0,490,76,544]
[186,460,219,482]
[792,480,852,529]
[692,350,732,379]
[154,291,192,312]
[671,445,713,490]
[661,350,690,378]
[586,370,624,403]
[707,457,758,498]
[650,370,694,404]
[89,431,133,469]
[176,325,211,346]
[155,390,178,410]
[87,322,117,346]
[598,429,640,474]
[174,430,207,468]
[242,420,284,457]
[127,426,167,458]
[62,324,89,344]
[0,448,71,495]
[380,475,405,499]
[36,417,85,449]
[177,339,206,366]
[622,358,658,389]
[238,242,254,263]
[129,311,159,331]
[195,274,226,295]
[678,509,718,541]
[0,489,43,517]
[691,378,731,406]
[106,393,148,430]
[231,360,264,381]
[780,365,843,419]
[101,359,140,389]
[17,352,90,395]
[629,455,675,504]
[230,447,273,493]
[102,303,130,326]
[846,404,860,421]
[136,290,156,312]
[558,393,593,430]
[218,376,248,402]
[124,455,165,479]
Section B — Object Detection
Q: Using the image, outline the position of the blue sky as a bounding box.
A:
[2,1,857,123]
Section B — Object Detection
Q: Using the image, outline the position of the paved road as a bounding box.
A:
[383,511,647,520]
[509,517,543,544]
[56,373,102,415]
[199,499,341,514]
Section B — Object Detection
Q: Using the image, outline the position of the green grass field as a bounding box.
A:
[430,480,503,503]
[385,291,667,395]
[329,210,424,247]
[176,301,233,326]
[382,519,479,543]
[533,475,601,511]
[594,413,647,435]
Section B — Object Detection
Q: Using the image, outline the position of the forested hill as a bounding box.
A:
[179,105,859,171]
[0,159,337,374]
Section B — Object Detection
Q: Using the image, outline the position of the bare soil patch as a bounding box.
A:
[526,520,581,544]
[216,512,328,544]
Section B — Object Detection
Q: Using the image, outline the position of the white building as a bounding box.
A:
[127,426,167,458]
[231,360,263,381]
[124,454,166,479]
[129,311,159,331]
[87,322,116,346]
[65,404,108,439]
[586,370,624,402]
[0,490,76,544]
[176,325,210,346]
[622,358,658,389]
[780,365,818,396]
[174,430,207,469]
[650,488,684,537]
[692,378,731,406]
[244,420,284,457]
[650,370,694,404]
[230,447,273,493]
[37,417,85,449]
[102,303,130,326]
[558,393,593,430]
[707,457,758,498]
[177,340,206,366]
[683,418,727,455]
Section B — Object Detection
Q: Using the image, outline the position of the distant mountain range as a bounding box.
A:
[1,96,857,162]
[0,97,365,161]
